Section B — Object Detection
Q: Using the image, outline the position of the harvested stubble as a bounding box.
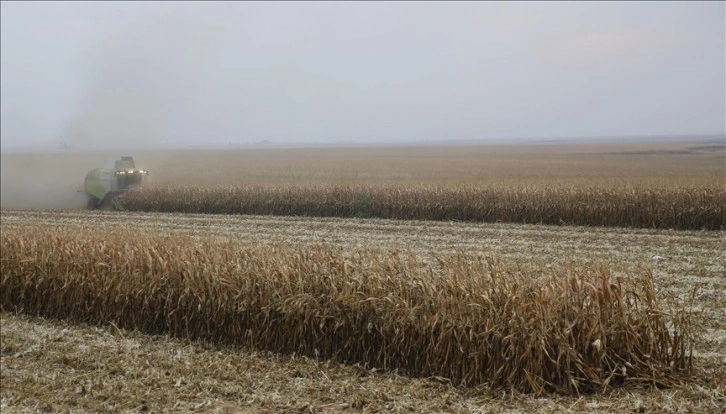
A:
[119,184,725,230]
[0,225,694,395]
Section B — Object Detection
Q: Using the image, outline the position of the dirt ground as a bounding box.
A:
[1,210,724,413]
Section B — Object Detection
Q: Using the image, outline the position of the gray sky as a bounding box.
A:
[1,1,724,150]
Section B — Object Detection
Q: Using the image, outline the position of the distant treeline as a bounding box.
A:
[120,184,725,230]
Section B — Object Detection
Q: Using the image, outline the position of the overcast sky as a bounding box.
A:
[1,1,724,150]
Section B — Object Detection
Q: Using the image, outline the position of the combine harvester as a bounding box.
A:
[84,156,148,210]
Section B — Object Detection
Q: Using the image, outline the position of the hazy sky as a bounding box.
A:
[1,1,724,150]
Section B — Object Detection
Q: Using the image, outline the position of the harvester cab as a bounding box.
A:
[84,156,148,210]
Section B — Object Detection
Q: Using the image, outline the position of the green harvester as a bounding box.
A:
[84,156,148,210]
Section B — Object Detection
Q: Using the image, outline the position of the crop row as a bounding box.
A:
[0,224,694,395]
[119,184,725,230]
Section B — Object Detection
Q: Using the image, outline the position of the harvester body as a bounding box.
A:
[84,156,147,210]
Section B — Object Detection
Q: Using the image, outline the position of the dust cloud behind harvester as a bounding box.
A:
[59,5,224,151]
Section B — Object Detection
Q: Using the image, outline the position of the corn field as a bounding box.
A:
[119,184,725,230]
[0,225,695,395]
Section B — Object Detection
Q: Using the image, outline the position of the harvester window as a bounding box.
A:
[118,171,145,190]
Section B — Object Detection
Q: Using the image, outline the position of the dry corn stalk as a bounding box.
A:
[0,224,695,395]
[119,184,725,230]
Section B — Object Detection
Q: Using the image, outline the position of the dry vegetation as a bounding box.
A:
[4,312,721,414]
[132,141,726,187]
[1,210,724,412]
[120,142,725,230]
[3,140,724,211]
[1,139,724,412]
[120,183,725,230]
[0,223,698,395]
